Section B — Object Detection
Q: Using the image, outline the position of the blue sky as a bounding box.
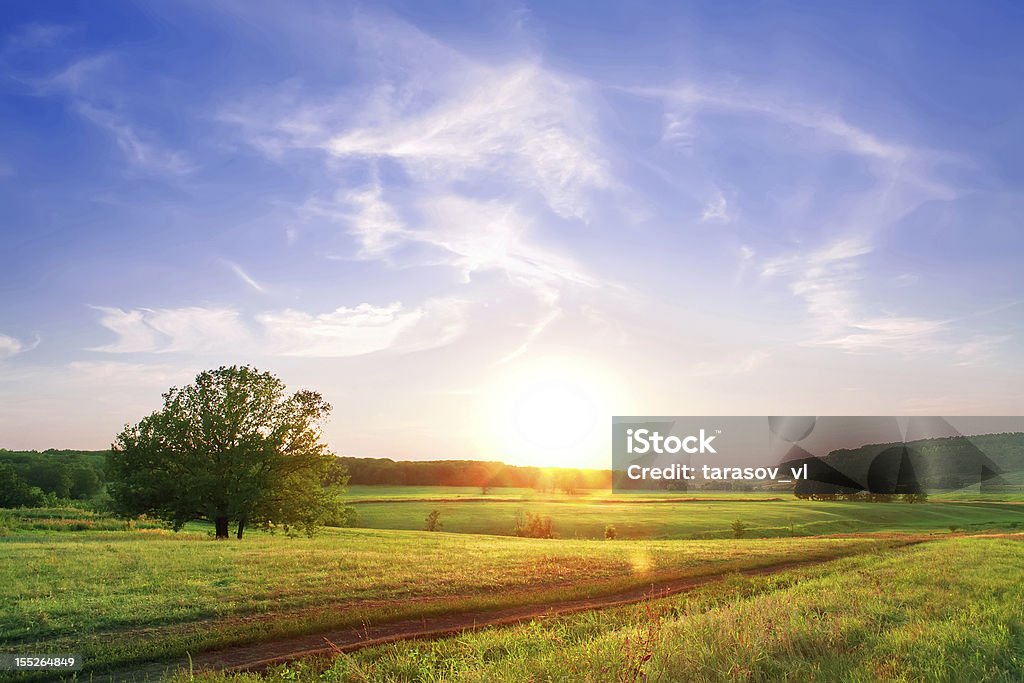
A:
[1,1,1022,465]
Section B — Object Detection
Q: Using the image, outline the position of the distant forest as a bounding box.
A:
[791,432,1024,499]
[3,431,1020,507]
[0,449,612,506]
[0,449,107,507]
[338,456,611,491]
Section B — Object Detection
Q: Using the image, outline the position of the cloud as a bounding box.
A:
[34,55,193,175]
[629,82,969,357]
[701,189,732,223]
[257,298,469,357]
[341,183,411,258]
[324,62,610,220]
[89,299,469,358]
[222,260,267,293]
[0,333,39,359]
[89,306,248,353]
[760,237,952,353]
[219,18,614,359]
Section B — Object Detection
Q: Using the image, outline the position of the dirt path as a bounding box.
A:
[105,540,932,682]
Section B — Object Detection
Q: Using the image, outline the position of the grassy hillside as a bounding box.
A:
[0,524,903,676]
[189,537,1024,682]
[345,495,1024,539]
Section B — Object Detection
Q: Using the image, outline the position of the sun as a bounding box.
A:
[485,357,625,469]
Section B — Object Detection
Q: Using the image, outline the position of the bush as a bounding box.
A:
[604,524,618,540]
[322,504,359,528]
[424,509,442,532]
[513,511,553,538]
[730,519,748,538]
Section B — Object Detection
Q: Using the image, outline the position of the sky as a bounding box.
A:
[1,1,1023,468]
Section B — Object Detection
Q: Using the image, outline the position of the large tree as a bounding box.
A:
[109,365,345,538]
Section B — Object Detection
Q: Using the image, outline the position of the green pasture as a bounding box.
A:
[0,523,900,677]
[190,537,1024,683]
[346,496,1024,539]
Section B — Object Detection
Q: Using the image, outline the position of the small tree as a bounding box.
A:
[730,519,748,538]
[604,524,618,540]
[424,509,442,532]
[109,365,345,539]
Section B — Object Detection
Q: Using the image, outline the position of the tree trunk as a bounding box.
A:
[215,516,229,539]
[236,516,246,539]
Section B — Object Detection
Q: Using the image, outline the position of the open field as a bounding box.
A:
[0,523,908,678]
[345,494,1024,539]
[2,489,1023,681]
[174,537,1024,683]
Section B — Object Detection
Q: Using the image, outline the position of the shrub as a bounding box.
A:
[730,519,748,538]
[513,511,553,538]
[424,509,442,532]
[322,505,359,528]
[605,524,618,540]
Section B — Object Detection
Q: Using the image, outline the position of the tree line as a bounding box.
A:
[0,449,105,507]
[339,456,610,491]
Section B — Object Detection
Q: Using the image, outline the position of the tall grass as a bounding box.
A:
[202,538,1023,682]
[0,527,899,675]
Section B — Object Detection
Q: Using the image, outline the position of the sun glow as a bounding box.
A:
[486,357,626,469]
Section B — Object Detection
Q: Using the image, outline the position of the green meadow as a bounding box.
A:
[189,537,1024,683]
[342,486,1024,539]
[2,492,1023,681]
[0,516,903,678]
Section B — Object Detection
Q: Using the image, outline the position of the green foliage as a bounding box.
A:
[0,507,166,532]
[513,510,553,538]
[424,509,442,532]
[730,519,748,538]
[0,462,45,507]
[108,365,346,538]
[335,455,610,489]
[0,449,106,501]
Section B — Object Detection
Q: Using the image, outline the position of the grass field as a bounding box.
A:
[2,488,1023,681]
[344,492,1024,539]
[0,522,906,677]
[174,537,1024,682]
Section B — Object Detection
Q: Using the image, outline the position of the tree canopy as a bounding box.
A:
[108,365,345,538]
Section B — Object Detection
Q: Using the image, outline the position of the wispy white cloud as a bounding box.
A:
[258,297,469,357]
[89,306,248,354]
[701,189,733,223]
[89,298,470,358]
[761,237,951,353]
[34,55,192,175]
[222,259,267,293]
[0,333,39,359]
[324,62,610,221]
[629,82,971,357]
[220,19,614,359]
